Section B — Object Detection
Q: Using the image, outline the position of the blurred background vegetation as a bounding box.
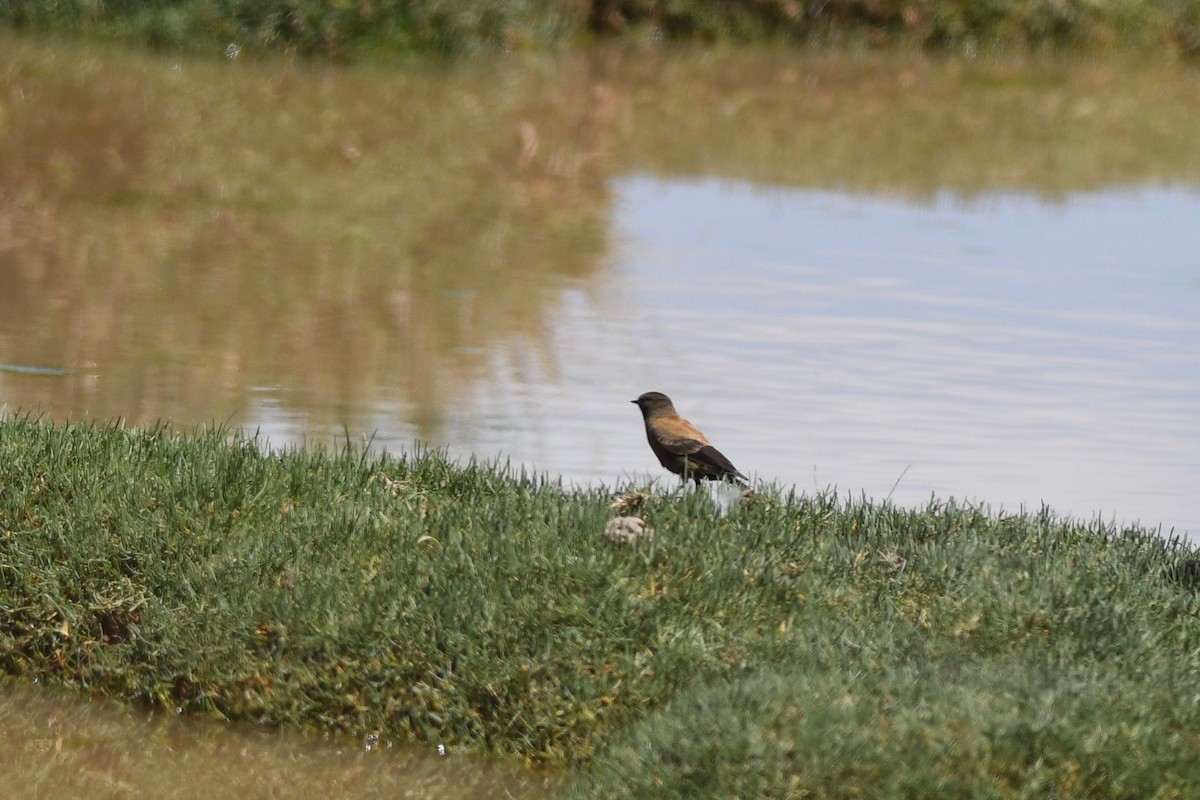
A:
[3,0,1199,58]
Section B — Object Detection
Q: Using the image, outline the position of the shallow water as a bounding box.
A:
[0,682,553,799]
[2,32,1200,793]
[1,39,1197,543]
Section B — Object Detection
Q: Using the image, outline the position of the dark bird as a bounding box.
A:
[631,391,747,485]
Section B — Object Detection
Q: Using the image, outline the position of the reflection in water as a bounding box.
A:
[0,36,614,435]
[446,181,1200,539]
[0,682,554,799]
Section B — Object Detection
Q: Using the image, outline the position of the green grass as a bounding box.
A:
[2,416,1199,796]
[3,0,1200,58]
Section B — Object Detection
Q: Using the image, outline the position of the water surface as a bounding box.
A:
[1,38,1197,540]
[445,180,1198,537]
[0,682,552,799]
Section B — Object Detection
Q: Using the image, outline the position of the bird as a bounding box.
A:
[631,391,747,485]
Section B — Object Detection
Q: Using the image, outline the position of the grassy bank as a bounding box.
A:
[2,417,1200,795]
[2,0,1199,58]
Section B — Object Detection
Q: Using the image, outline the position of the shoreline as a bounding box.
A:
[3,1,1199,61]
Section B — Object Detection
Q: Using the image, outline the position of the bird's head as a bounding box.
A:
[631,391,676,419]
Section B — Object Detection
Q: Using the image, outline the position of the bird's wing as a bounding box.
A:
[653,416,711,455]
[691,445,743,478]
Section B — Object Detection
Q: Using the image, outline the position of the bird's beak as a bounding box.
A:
[630,399,638,404]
